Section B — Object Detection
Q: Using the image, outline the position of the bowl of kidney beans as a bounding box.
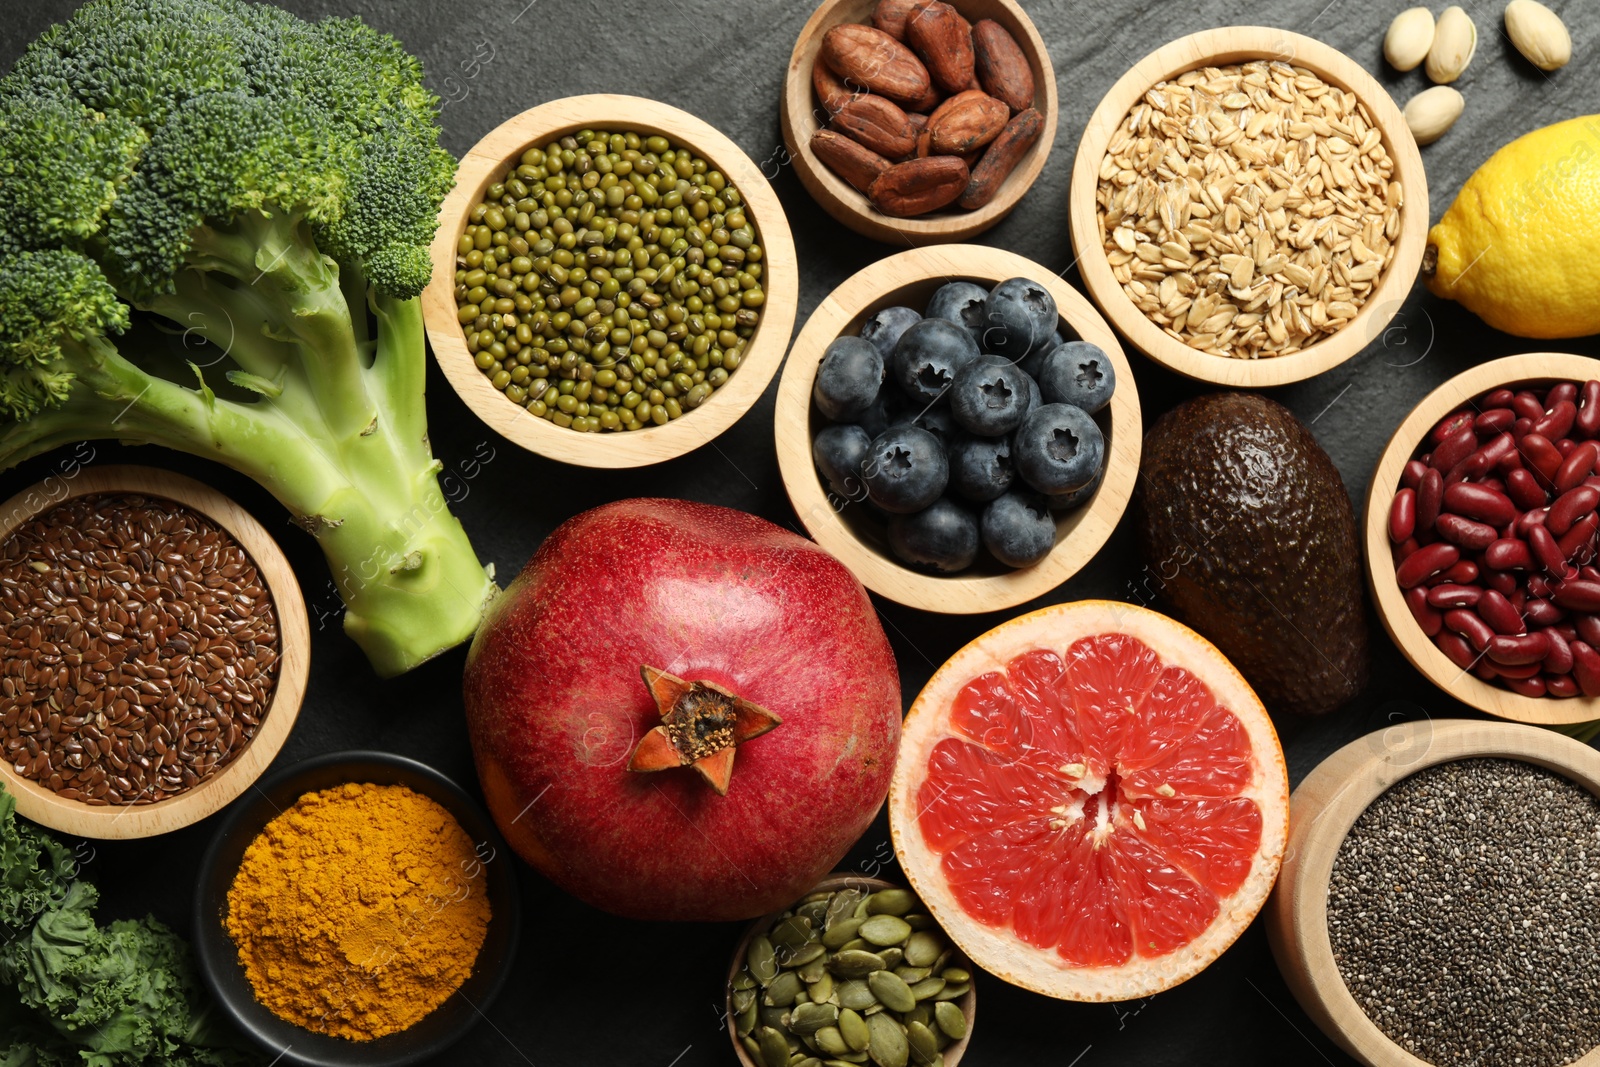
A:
[1368,354,1600,725]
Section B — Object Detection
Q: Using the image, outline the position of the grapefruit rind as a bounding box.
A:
[889,600,1289,1002]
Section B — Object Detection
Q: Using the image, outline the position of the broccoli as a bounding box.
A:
[0,0,497,676]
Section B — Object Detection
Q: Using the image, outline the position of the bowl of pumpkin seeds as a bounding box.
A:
[727,873,977,1067]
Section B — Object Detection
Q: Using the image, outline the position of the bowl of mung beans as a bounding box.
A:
[1067,27,1428,388]
[1266,718,1600,1067]
[0,465,309,840]
[423,95,798,469]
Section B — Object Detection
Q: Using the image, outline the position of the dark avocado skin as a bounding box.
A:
[1134,392,1369,716]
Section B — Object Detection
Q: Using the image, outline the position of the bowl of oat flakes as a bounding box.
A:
[1068,27,1428,387]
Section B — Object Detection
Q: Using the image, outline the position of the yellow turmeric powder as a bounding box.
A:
[225,781,491,1041]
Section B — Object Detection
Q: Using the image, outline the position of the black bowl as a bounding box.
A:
[193,751,521,1067]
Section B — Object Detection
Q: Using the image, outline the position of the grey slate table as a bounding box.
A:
[3,0,1598,1063]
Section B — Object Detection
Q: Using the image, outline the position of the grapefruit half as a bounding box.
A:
[889,600,1289,1001]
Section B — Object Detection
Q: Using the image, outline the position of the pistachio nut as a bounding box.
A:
[1403,86,1466,146]
[1504,0,1571,71]
[1425,6,1478,84]
[1384,6,1436,72]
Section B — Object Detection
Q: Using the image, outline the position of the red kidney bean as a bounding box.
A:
[1536,399,1578,442]
[1474,408,1515,436]
[1560,512,1600,563]
[1486,659,1543,679]
[1528,524,1573,578]
[1436,513,1499,550]
[1575,614,1600,647]
[1547,485,1600,536]
[1549,382,1579,408]
[1526,598,1565,627]
[1477,589,1525,634]
[1485,388,1516,409]
[1435,630,1477,669]
[1401,459,1427,490]
[1405,586,1443,636]
[1487,632,1550,665]
[1432,410,1476,443]
[1485,538,1534,570]
[1512,588,1528,613]
[1556,442,1600,492]
[1440,559,1479,584]
[1552,579,1600,612]
[1388,488,1415,543]
[1515,508,1550,537]
[1445,608,1496,651]
[1475,661,1499,680]
[1513,391,1545,420]
[1451,433,1516,483]
[1427,583,1482,609]
[1397,542,1459,587]
[1431,427,1478,473]
[1558,622,1580,641]
[1520,433,1564,486]
[1483,570,1518,596]
[1528,574,1554,598]
[1504,674,1548,697]
[1415,468,1444,533]
[1580,381,1600,438]
[1572,641,1600,695]
[1442,482,1517,526]
[1392,537,1421,566]
[1504,468,1548,510]
[1547,673,1580,697]
[1544,625,1574,673]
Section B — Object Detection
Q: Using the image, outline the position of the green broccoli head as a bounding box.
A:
[0,0,454,303]
[0,250,129,421]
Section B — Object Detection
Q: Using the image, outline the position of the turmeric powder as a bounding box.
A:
[225,781,491,1041]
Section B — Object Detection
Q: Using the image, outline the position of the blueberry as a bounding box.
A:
[1013,403,1104,493]
[1017,329,1064,380]
[861,425,949,514]
[950,357,1031,437]
[888,497,979,573]
[1039,341,1116,414]
[859,305,922,358]
[982,492,1056,568]
[857,391,900,438]
[1044,465,1103,511]
[1020,374,1042,419]
[948,433,1014,502]
[925,281,989,346]
[891,404,961,450]
[982,278,1058,361]
[813,336,885,421]
[892,318,980,406]
[812,423,872,498]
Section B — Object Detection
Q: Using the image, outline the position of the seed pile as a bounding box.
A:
[1328,758,1600,1067]
[1096,61,1402,359]
[455,129,766,433]
[0,494,279,805]
[732,885,971,1067]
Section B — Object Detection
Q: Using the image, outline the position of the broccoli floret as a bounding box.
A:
[0,0,495,676]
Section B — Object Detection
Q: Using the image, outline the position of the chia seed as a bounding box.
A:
[1327,758,1600,1067]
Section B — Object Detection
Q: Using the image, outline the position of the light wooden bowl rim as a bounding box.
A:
[422,94,799,469]
[774,244,1141,614]
[726,871,978,1067]
[1067,26,1429,387]
[1363,353,1600,726]
[0,465,308,839]
[1265,718,1600,1067]
[779,0,1059,245]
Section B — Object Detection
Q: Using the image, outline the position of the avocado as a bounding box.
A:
[1133,392,1368,716]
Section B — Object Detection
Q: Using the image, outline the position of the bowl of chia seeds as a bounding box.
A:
[1267,717,1600,1067]
[0,464,309,839]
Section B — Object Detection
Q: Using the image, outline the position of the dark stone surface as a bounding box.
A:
[2,1,1598,1064]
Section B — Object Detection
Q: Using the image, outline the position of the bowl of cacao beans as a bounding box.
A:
[1365,352,1600,726]
[781,0,1057,244]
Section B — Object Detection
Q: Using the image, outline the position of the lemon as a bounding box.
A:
[1426,114,1600,338]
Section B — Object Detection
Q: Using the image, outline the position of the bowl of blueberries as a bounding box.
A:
[773,244,1141,613]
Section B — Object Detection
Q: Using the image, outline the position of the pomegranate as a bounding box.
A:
[463,499,902,921]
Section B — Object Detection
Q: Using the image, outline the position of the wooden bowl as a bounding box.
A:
[0,465,308,839]
[1364,353,1600,727]
[1266,718,1600,1067]
[727,872,977,1067]
[780,0,1058,245]
[1068,27,1428,387]
[423,94,798,469]
[774,244,1140,614]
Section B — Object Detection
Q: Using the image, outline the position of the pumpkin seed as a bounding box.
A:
[795,990,812,1006]
[822,918,865,949]
[737,996,759,1036]
[803,890,834,904]
[734,970,759,991]
[766,971,804,1007]
[797,899,831,925]
[903,914,936,931]
[866,889,917,916]
[825,890,864,929]
[830,949,887,978]
[877,947,905,970]
[903,1004,933,1030]
[772,915,815,953]
[859,915,913,946]
[895,965,931,983]
[798,955,829,983]
[939,967,970,984]
[839,938,869,953]
[838,1007,871,1051]
[867,970,917,1012]
[823,1062,865,1067]
[814,1026,850,1056]
[734,987,758,1013]
[788,942,827,968]
[863,1003,883,1016]
[761,1006,791,1029]
[906,1021,940,1065]
[811,971,835,1003]
[931,982,969,1002]
[909,977,946,1001]
[934,1002,967,1040]
[836,979,876,1010]
[930,949,953,975]
[902,932,941,967]
[749,936,779,984]
[743,1035,765,1063]
[866,1011,910,1067]
[796,1058,825,1067]
[853,899,873,919]
[833,1054,870,1066]
[758,1026,793,1067]
[790,1002,840,1036]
